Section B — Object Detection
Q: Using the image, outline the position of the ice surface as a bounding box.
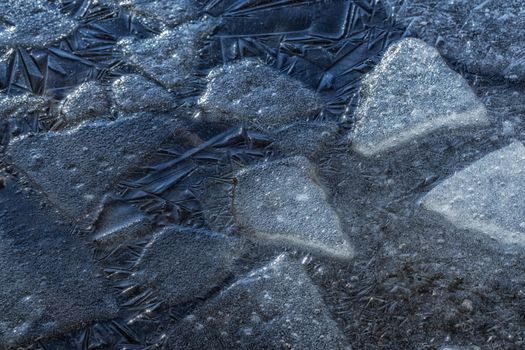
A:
[131,226,243,306]
[0,174,118,348]
[6,114,180,222]
[111,74,178,113]
[91,200,152,245]
[422,142,525,246]
[396,0,525,82]
[0,0,77,47]
[59,81,110,124]
[351,38,489,156]
[199,59,322,127]
[120,17,218,90]
[233,156,353,259]
[0,93,49,120]
[108,0,199,28]
[168,254,351,349]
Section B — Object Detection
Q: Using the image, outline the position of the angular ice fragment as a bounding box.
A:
[132,226,243,305]
[199,59,322,127]
[168,254,351,349]
[0,175,118,348]
[59,81,110,123]
[422,142,525,246]
[120,17,218,90]
[6,114,180,222]
[111,74,178,113]
[0,0,77,47]
[233,156,353,259]
[351,38,489,156]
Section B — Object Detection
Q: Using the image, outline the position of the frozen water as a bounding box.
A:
[111,74,179,113]
[0,174,118,348]
[0,0,77,47]
[119,17,218,90]
[91,200,152,245]
[107,0,199,28]
[199,59,322,127]
[351,38,489,156]
[168,254,351,349]
[59,81,110,124]
[0,93,49,121]
[233,156,353,259]
[394,0,525,82]
[422,141,525,246]
[6,114,181,222]
[131,226,244,306]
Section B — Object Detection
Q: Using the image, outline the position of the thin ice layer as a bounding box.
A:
[0,0,77,47]
[233,156,353,259]
[168,254,351,349]
[132,226,243,306]
[6,114,180,222]
[111,74,178,113]
[351,38,489,156]
[199,59,322,127]
[422,142,525,246]
[119,17,217,90]
[0,175,118,348]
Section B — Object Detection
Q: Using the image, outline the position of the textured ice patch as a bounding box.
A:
[6,114,180,222]
[168,254,352,349]
[0,93,49,120]
[233,156,353,259]
[131,226,243,306]
[422,142,525,246]
[59,81,110,123]
[351,38,489,156]
[111,74,178,113]
[120,17,218,90]
[199,59,322,127]
[0,175,118,348]
[0,0,77,47]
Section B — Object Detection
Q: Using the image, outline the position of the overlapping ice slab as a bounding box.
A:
[233,156,353,259]
[422,142,525,246]
[351,38,488,156]
[168,254,351,349]
[0,175,118,348]
[6,114,180,222]
[199,59,322,127]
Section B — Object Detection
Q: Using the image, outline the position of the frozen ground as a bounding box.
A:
[0,0,524,349]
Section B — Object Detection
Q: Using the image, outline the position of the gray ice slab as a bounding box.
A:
[199,59,322,127]
[394,0,525,82]
[422,142,525,246]
[111,74,178,113]
[131,226,243,306]
[6,114,180,222]
[0,0,77,47]
[59,81,111,123]
[233,156,353,259]
[351,38,489,156]
[119,17,217,90]
[0,175,118,348]
[168,254,352,350]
